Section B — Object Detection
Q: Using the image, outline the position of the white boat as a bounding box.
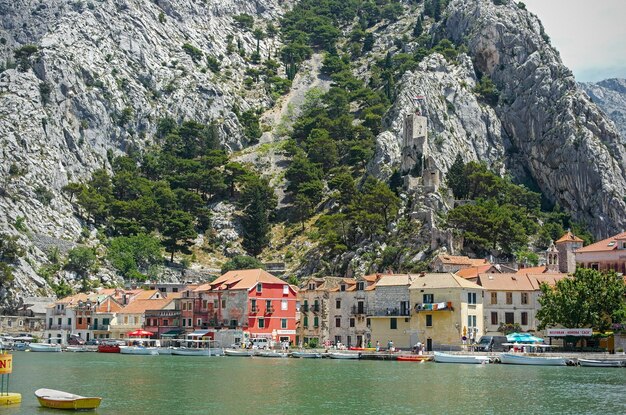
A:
[291,351,322,358]
[499,353,567,366]
[578,358,624,368]
[35,388,102,410]
[29,343,62,352]
[172,347,210,356]
[224,349,255,357]
[209,347,224,356]
[257,350,289,358]
[433,351,489,364]
[119,346,158,355]
[65,346,88,352]
[328,352,361,359]
[157,347,174,355]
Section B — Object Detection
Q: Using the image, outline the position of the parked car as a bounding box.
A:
[475,335,508,352]
[85,339,100,346]
[68,335,86,345]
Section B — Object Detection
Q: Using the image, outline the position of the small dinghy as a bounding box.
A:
[578,358,624,368]
[396,355,432,362]
[35,388,102,410]
[291,351,322,358]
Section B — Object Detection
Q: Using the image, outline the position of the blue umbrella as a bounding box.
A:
[507,332,543,343]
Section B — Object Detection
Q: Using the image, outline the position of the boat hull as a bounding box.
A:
[35,389,101,410]
[433,352,489,364]
[97,344,120,353]
[499,353,567,366]
[172,348,210,356]
[578,358,624,367]
[119,346,158,355]
[291,352,322,358]
[66,346,88,352]
[328,352,361,359]
[257,351,289,358]
[29,344,62,352]
[224,349,255,357]
[396,355,432,362]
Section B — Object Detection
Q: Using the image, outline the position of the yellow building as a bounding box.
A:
[368,275,413,349]
[409,273,484,351]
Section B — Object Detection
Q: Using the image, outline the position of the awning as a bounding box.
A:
[127,329,155,337]
[187,330,211,337]
[161,330,184,338]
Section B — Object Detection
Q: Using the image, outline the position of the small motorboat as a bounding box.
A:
[97,343,121,353]
[578,358,624,368]
[257,350,289,358]
[433,352,490,364]
[119,346,158,355]
[291,351,322,358]
[65,346,88,352]
[171,347,210,356]
[499,353,567,366]
[35,388,102,410]
[348,347,376,352]
[157,347,174,355]
[396,355,432,362]
[328,352,361,359]
[224,349,255,357]
[29,343,62,352]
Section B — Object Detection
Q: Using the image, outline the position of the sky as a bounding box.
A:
[522,0,626,82]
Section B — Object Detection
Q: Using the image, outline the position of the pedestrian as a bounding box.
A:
[367,340,372,348]
[376,340,380,352]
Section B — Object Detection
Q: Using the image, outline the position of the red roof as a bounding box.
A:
[210,269,292,291]
[575,231,626,253]
[555,231,584,244]
[456,265,493,279]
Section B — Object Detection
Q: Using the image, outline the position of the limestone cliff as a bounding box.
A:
[580,79,626,142]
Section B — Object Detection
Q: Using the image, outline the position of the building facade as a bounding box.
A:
[297,277,343,347]
[369,275,412,349]
[574,231,626,273]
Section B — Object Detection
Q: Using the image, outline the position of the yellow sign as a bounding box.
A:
[0,354,12,374]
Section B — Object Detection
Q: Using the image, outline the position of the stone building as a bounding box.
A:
[369,275,413,349]
[430,254,489,273]
[556,231,584,273]
[296,277,343,347]
[574,230,626,274]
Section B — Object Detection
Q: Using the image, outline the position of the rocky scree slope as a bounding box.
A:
[0,0,290,305]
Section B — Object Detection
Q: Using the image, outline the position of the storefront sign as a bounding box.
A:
[0,354,13,374]
[276,330,296,335]
[547,328,593,337]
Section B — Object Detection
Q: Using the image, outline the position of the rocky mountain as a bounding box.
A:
[580,78,626,142]
[1,0,625,307]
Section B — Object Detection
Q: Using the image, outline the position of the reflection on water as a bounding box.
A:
[4,352,626,414]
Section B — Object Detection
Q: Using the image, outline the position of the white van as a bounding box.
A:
[250,338,271,350]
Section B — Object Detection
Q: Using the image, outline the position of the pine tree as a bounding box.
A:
[413,17,423,38]
[241,186,271,257]
[446,154,469,199]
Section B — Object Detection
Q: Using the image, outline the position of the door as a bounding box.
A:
[357,335,363,347]
[426,338,433,352]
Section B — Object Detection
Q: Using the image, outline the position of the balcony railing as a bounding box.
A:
[88,325,111,331]
[265,306,275,314]
[301,305,309,312]
[250,306,259,313]
[46,324,72,330]
[311,304,320,313]
[351,305,367,315]
[372,308,411,317]
[414,302,453,312]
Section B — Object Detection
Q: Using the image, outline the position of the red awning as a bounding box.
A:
[127,329,154,337]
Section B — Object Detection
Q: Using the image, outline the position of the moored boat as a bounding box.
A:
[257,350,289,358]
[433,352,489,364]
[291,351,322,358]
[578,358,624,368]
[35,389,101,410]
[97,343,121,353]
[396,355,432,362]
[499,353,567,366]
[157,347,174,355]
[29,343,62,352]
[119,346,158,355]
[224,349,255,357]
[65,346,88,352]
[171,347,210,356]
[328,352,361,359]
[348,347,376,352]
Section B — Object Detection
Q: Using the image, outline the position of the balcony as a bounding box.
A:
[265,306,275,314]
[414,302,453,312]
[46,324,72,331]
[88,325,111,331]
[372,308,411,317]
[351,305,367,315]
[301,305,309,312]
[250,306,259,313]
[311,304,320,313]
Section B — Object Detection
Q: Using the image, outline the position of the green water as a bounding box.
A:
[3,352,625,414]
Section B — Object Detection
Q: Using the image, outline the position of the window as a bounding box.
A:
[188,318,192,327]
[258,318,265,328]
[163,319,169,326]
[521,312,528,326]
[182,302,187,311]
[230,319,238,328]
[491,292,498,304]
[203,300,208,309]
[467,292,477,305]
[426,315,433,327]
[124,316,128,324]
[357,301,365,314]
[78,317,83,325]
[334,336,342,345]
[505,312,514,324]
[213,300,218,309]
[67,318,72,326]
[303,316,308,328]
[467,315,477,328]
[251,299,257,310]
[58,317,62,325]
[357,281,365,290]
[340,285,346,292]
[521,293,529,305]
[256,283,262,293]
[423,294,434,303]
[491,312,498,325]
[314,316,319,327]
[350,318,355,328]
[266,300,272,310]
[335,317,341,328]
[221,299,226,309]
[283,285,289,295]
[506,292,513,305]
[336,299,341,309]
[281,300,288,311]
[308,283,316,290]
[390,318,397,330]
[197,319,201,326]
[172,287,179,293]
[182,319,186,327]
[87,317,91,324]
[281,319,288,329]
[18,320,23,327]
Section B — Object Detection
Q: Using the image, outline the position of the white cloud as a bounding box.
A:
[522,0,626,81]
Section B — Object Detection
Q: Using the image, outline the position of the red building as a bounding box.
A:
[206,269,298,344]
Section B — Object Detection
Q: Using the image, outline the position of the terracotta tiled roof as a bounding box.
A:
[211,268,288,291]
[477,274,535,291]
[118,298,172,314]
[515,266,548,274]
[375,274,413,287]
[530,274,568,288]
[555,231,584,244]
[94,297,123,313]
[575,231,626,253]
[456,264,494,279]
[132,290,162,300]
[409,273,484,290]
[435,255,488,266]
